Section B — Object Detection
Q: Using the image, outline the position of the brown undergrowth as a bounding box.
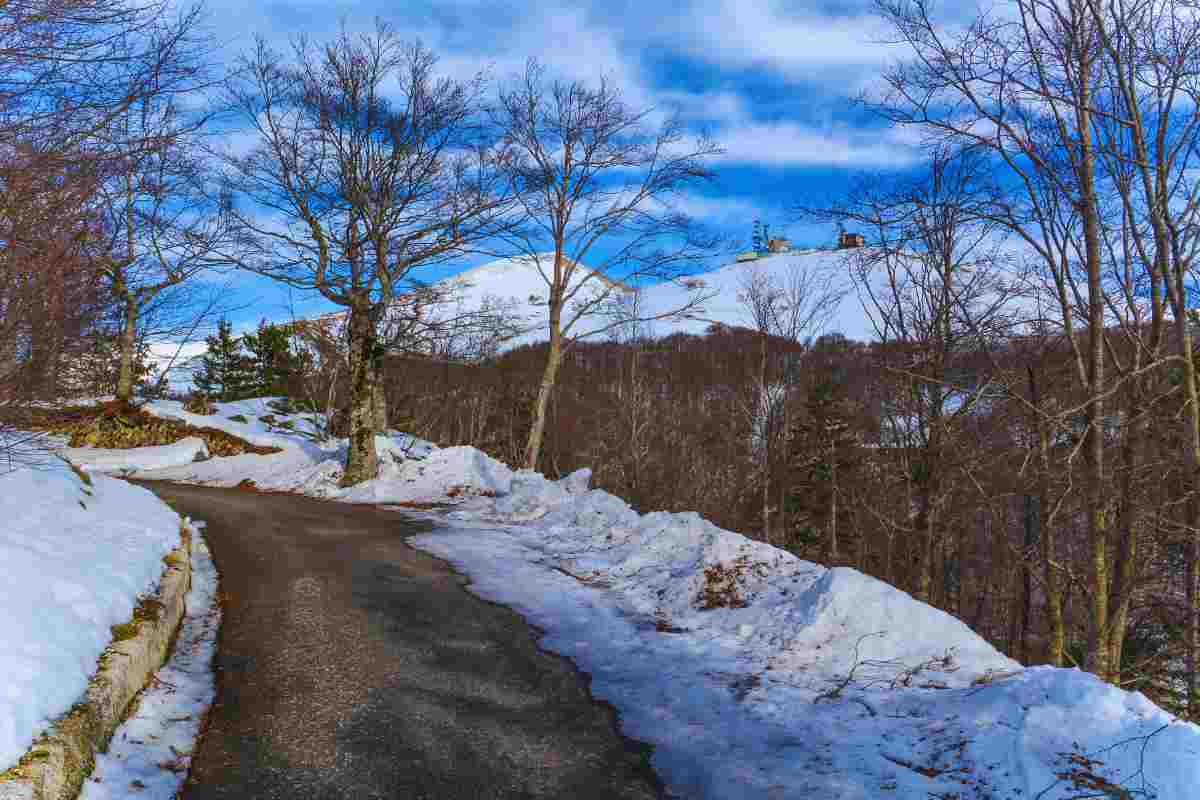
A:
[25,401,281,457]
[697,554,772,610]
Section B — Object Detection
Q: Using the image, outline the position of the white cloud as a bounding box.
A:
[717,121,917,167]
[662,192,768,224]
[656,0,904,79]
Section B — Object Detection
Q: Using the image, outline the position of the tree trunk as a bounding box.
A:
[915,384,943,604]
[116,296,138,406]
[1108,382,1144,684]
[915,487,934,603]
[828,448,838,561]
[341,300,380,486]
[1020,493,1036,663]
[1082,373,1112,680]
[371,373,388,434]
[759,331,771,543]
[524,323,562,471]
[1077,53,1112,680]
[1169,280,1200,716]
[1031,366,1065,666]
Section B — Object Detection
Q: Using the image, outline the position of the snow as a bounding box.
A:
[79,520,220,800]
[430,253,617,346]
[429,250,872,345]
[637,249,863,339]
[0,460,185,773]
[130,402,1200,798]
[146,398,327,450]
[61,437,209,474]
[133,399,502,505]
[407,482,1200,799]
[11,394,1199,798]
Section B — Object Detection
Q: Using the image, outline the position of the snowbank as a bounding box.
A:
[136,401,494,505]
[0,461,183,774]
[61,437,209,474]
[412,477,1200,799]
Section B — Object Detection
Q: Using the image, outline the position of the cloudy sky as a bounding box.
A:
[188,0,927,333]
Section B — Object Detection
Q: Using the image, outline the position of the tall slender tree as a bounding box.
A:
[492,59,721,470]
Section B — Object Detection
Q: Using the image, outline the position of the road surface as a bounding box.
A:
[136,481,667,800]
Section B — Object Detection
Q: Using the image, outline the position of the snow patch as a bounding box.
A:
[61,437,209,474]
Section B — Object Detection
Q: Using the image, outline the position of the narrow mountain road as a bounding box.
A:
[135,481,667,800]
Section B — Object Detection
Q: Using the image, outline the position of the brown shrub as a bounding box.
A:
[27,402,281,457]
[182,392,214,415]
[697,562,748,610]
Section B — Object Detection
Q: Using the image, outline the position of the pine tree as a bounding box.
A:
[787,376,862,562]
[242,319,296,397]
[193,319,254,401]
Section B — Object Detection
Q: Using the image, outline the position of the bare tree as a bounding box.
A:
[96,109,230,404]
[72,1,226,406]
[217,23,516,485]
[870,0,1200,689]
[736,261,844,544]
[804,147,1017,603]
[0,0,216,168]
[493,59,722,470]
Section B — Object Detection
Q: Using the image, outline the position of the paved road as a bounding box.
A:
[136,481,667,800]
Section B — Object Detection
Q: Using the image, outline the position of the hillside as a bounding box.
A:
[148,248,867,394]
[434,249,872,347]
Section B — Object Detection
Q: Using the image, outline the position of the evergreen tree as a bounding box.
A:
[787,376,863,562]
[193,319,254,401]
[242,319,296,397]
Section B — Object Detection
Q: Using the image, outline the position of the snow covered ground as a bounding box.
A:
[9,395,1200,798]
[0,458,195,774]
[60,437,209,474]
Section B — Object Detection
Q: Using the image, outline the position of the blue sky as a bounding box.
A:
[191,0,924,332]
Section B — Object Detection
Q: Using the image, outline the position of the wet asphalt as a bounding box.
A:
[134,481,668,800]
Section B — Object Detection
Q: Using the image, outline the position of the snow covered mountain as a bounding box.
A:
[436,248,872,348]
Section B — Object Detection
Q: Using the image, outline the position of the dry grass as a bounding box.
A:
[109,594,166,644]
[26,401,281,457]
[696,554,771,610]
[698,562,748,609]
